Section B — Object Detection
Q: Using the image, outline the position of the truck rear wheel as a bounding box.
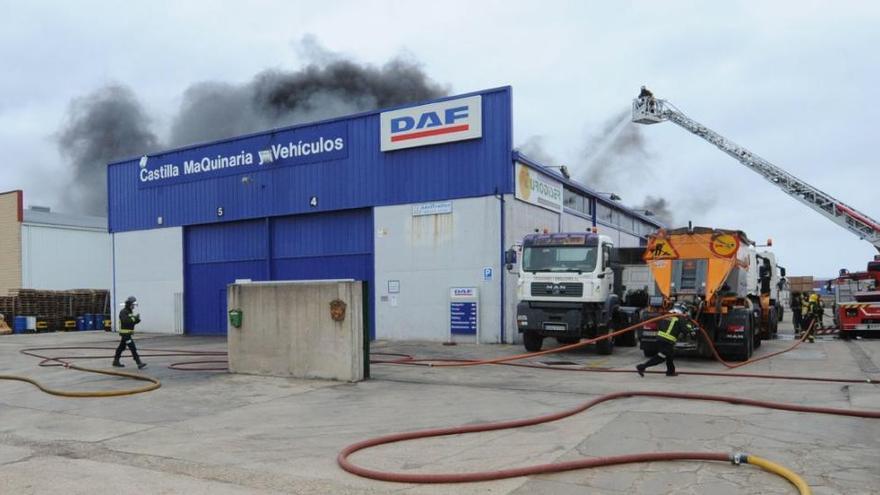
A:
[738,322,754,361]
[523,332,543,352]
[616,330,637,347]
[595,328,614,355]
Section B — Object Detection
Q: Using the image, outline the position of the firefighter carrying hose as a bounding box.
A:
[113,296,147,369]
[800,293,822,343]
[637,303,696,377]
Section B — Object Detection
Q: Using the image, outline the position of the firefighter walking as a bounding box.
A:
[113,296,147,369]
[637,304,696,377]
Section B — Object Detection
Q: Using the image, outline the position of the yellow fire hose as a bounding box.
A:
[0,363,160,398]
[741,454,811,495]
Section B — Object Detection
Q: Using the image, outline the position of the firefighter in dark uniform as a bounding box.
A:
[791,293,803,332]
[637,303,695,377]
[113,296,147,369]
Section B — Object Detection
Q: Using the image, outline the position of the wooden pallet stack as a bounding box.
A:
[0,288,110,332]
[0,296,15,319]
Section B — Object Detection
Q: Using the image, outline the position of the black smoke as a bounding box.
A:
[640,195,674,225]
[518,135,559,168]
[169,56,447,147]
[55,38,448,215]
[57,85,157,216]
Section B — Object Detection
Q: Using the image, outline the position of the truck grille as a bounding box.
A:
[531,282,584,297]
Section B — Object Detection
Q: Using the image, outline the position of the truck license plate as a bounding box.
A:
[543,323,568,332]
[856,324,880,330]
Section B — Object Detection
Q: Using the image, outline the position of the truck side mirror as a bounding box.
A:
[609,250,621,264]
[504,249,517,271]
[780,267,786,277]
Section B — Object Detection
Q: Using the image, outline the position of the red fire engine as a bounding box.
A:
[835,256,880,338]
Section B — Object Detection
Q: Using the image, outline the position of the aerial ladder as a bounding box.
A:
[631,87,880,251]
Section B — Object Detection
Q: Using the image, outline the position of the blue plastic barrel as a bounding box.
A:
[13,316,27,334]
[76,316,86,331]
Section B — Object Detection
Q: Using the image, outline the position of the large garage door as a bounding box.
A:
[184,209,373,336]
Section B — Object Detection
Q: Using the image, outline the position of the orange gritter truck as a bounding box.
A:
[638,226,778,360]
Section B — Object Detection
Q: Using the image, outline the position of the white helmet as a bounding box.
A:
[671,303,688,315]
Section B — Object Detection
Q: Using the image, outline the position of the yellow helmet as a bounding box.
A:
[809,293,819,302]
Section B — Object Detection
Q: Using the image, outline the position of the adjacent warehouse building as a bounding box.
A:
[107,87,662,342]
[0,190,111,294]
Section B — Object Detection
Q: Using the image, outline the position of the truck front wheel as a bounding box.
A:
[523,332,544,352]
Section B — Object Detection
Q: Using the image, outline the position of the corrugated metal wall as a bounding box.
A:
[21,225,111,290]
[108,88,513,233]
[184,209,373,336]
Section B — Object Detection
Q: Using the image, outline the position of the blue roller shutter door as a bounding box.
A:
[184,209,373,336]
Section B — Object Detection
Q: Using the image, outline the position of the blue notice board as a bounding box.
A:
[450,301,478,335]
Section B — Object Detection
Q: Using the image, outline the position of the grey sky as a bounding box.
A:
[1,1,877,277]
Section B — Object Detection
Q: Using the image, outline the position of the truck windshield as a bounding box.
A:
[523,246,598,273]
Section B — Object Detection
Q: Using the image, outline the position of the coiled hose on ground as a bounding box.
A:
[338,390,877,493]
[340,318,878,493]
[2,318,876,493]
[0,346,224,397]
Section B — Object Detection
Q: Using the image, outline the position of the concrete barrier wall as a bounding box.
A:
[227,280,364,382]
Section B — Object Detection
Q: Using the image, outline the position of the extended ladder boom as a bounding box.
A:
[633,89,880,250]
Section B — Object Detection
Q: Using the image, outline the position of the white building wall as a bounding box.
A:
[21,224,111,290]
[374,196,502,343]
[112,227,183,334]
[561,211,592,233]
[618,231,642,248]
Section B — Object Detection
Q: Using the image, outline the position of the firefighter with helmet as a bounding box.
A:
[637,303,696,377]
[113,296,147,369]
[801,293,822,343]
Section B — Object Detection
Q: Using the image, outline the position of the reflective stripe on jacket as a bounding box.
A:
[119,308,140,334]
[657,317,680,343]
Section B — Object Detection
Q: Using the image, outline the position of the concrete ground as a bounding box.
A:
[1,315,878,494]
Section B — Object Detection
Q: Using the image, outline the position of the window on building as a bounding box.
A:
[597,203,612,223]
[563,188,590,216]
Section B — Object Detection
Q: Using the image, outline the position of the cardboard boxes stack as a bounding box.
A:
[788,276,815,294]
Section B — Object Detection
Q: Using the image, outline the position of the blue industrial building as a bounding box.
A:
[108,87,662,342]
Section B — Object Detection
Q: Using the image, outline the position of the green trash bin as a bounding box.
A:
[228,309,243,329]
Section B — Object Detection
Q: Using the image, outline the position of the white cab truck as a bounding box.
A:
[757,250,787,324]
[506,232,652,354]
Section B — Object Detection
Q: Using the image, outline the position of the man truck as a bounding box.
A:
[507,232,652,354]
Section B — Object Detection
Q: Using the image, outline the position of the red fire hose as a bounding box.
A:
[338,390,877,491]
[342,318,876,492]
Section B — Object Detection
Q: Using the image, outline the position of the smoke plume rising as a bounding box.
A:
[169,54,447,147]
[518,135,559,168]
[518,107,714,227]
[55,38,447,215]
[57,85,157,216]
[578,110,651,191]
[640,195,674,225]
